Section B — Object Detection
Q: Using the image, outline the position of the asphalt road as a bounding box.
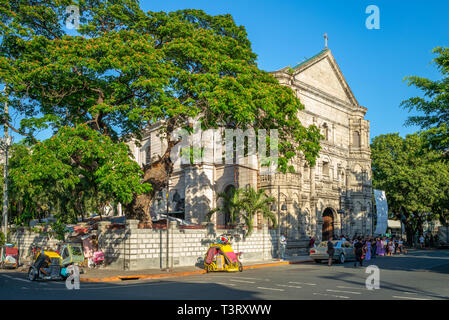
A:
[1,249,448,300]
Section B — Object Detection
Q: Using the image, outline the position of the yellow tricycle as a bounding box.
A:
[204,235,243,273]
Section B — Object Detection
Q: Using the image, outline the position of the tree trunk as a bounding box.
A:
[125,138,178,224]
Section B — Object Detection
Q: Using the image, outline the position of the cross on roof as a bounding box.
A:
[324,33,328,48]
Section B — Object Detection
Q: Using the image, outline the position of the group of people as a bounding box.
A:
[309,235,408,267]
[347,236,402,267]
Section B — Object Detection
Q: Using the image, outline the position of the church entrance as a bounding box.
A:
[322,208,335,241]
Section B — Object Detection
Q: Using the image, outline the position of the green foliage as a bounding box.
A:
[0,231,4,246]
[371,132,449,238]
[239,186,276,237]
[402,47,449,152]
[50,221,67,241]
[6,125,151,223]
[0,0,321,168]
[207,185,276,238]
[0,1,322,222]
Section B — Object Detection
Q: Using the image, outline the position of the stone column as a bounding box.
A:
[124,219,139,270]
[262,223,269,260]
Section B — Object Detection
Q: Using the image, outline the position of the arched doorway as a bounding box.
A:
[322,208,335,241]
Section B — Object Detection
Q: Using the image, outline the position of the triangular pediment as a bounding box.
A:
[278,49,359,106]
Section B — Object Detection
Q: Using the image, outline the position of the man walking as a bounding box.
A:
[280,233,287,260]
[327,237,335,267]
[353,237,364,267]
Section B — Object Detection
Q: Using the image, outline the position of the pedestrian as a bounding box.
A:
[371,238,377,259]
[419,234,425,249]
[376,237,383,256]
[388,238,394,256]
[384,237,389,256]
[400,238,408,254]
[309,236,315,250]
[280,233,287,260]
[327,237,335,267]
[353,238,364,267]
[365,238,372,261]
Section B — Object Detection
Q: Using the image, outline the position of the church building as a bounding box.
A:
[128,47,373,242]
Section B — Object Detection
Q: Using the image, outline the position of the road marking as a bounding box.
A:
[337,286,363,290]
[327,289,361,295]
[276,284,302,289]
[313,292,350,299]
[13,278,32,283]
[289,281,316,286]
[229,279,255,284]
[215,282,237,287]
[257,287,284,292]
[392,295,431,300]
[230,277,261,280]
[0,275,31,283]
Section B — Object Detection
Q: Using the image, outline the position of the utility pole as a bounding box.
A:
[278,185,281,260]
[165,165,170,271]
[1,88,10,240]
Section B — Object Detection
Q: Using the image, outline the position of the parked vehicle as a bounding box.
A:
[28,249,64,281]
[204,235,243,272]
[88,250,105,268]
[309,240,355,264]
[0,244,19,269]
[59,243,85,273]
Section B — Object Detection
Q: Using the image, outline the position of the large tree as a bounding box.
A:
[0,0,322,223]
[371,133,449,243]
[402,47,449,153]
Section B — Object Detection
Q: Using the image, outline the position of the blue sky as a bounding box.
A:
[140,0,449,140]
[7,0,449,143]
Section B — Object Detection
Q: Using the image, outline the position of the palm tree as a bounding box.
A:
[207,187,243,226]
[240,186,276,238]
[207,185,277,238]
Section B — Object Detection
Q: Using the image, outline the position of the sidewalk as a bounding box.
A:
[80,255,313,283]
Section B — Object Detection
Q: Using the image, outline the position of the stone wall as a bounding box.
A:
[99,220,280,270]
[10,221,309,271]
[9,230,62,262]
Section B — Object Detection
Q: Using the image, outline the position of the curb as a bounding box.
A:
[80,259,312,283]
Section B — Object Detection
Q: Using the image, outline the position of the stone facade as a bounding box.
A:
[128,48,373,243]
[267,48,373,242]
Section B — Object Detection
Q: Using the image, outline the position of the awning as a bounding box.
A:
[388,220,401,229]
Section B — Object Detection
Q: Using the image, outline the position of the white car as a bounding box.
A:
[309,240,356,264]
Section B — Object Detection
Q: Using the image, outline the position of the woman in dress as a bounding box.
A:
[365,238,372,261]
[376,237,384,256]
[388,238,394,256]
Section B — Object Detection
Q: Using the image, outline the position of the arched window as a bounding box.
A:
[322,161,330,176]
[353,131,361,147]
[323,123,329,141]
[145,144,152,165]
